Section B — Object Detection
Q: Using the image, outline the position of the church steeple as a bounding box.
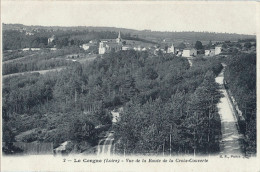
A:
[118,31,121,39]
[116,31,122,44]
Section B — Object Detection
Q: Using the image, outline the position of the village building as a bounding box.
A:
[153,48,160,55]
[167,44,175,54]
[81,44,90,50]
[134,46,143,51]
[89,40,98,44]
[215,46,222,55]
[210,49,216,56]
[98,31,151,54]
[122,46,128,51]
[22,48,41,51]
[177,51,182,56]
[175,48,181,56]
[22,48,30,51]
[81,41,97,51]
[160,49,166,54]
[26,32,34,36]
[142,47,147,51]
[205,49,215,56]
[98,41,107,54]
[205,50,210,56]
[182,48,197,57]
[98,32,122,54]
[122,45,132,51]
[50,48,57,51]
[30,48,41,51]
[48,35,55,44]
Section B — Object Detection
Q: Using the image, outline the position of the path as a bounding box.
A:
[96,108,122,156]
[3,67,64,79]
[215,65,243,155]
[3,53,36,64]
[97,132,115,156]
[187,57,193,67]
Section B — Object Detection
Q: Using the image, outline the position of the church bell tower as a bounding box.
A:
[116,31,122,44]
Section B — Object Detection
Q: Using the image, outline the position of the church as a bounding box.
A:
[98,32,123,54]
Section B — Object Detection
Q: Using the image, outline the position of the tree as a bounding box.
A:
[177,43,186,49]
[69,117,96,144]
[208,40,212,48]
[195,41,203,50]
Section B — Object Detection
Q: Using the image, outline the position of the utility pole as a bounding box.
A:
[170,125,172,156]
[163,141,165,157]
[124,145,126,157]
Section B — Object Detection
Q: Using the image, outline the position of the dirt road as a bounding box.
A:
[215,65,243,155]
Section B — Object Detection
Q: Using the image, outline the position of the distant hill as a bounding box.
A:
[3,23,256,43]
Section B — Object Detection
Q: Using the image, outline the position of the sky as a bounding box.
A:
[1,1,258,35]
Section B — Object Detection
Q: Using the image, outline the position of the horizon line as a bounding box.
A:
[2,23,256,36]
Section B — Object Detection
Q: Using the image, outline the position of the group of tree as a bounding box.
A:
[2,49,224,155]
[112,54,223,155]
[3,28,154,51]
[224,53,256,155]
[3,47,84,75]
[3,30,51,50]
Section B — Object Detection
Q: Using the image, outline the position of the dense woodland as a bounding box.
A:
[112,53,223,155]
[224,53,256,155]
[3,49,224,155]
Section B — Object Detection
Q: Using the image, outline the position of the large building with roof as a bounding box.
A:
[98,32,123,54]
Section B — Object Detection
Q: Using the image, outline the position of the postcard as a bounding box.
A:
[1,1,259,171]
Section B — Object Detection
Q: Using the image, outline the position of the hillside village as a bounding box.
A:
[3,23,256,60]
[59,31,257,58]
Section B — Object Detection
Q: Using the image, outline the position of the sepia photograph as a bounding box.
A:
[1,1,258,171]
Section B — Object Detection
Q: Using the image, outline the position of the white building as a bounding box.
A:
[26,32,34,36]
[98,41,107,54]
[122,45,132,51]
[80,41,97,51]
[182,48,197,57]
[205,49,215,56]
[81,44,90,50]
[167,44,175,54]
[22,48,30,51]
[177,51,182,56]
[48,35,55,44]
[161,49,166,54]
[211,49,215,56]
[205,50,211,56]
[215,46,222,55]
[31,48,41,51]
[134,46,142,51]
